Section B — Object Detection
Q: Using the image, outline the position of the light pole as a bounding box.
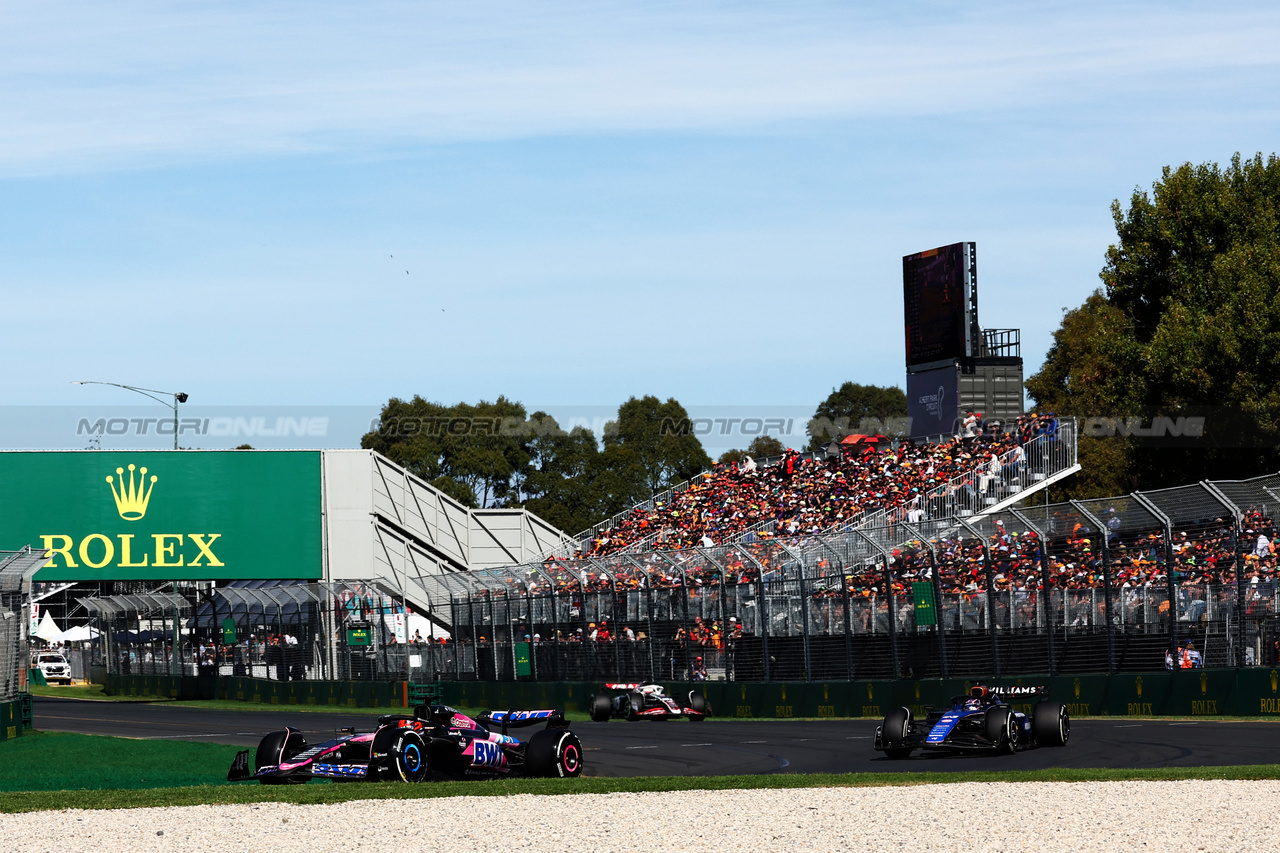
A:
[72,381,189,450]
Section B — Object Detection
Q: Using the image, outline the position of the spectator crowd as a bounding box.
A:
[572,414,1061,558]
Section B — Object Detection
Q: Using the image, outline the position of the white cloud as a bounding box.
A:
[0,1,1276,174]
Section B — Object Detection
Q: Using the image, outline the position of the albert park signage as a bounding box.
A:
[0,451,322,581]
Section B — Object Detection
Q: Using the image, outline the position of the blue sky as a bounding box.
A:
[4,1,1279,448]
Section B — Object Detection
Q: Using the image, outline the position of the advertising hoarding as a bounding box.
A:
[907,364,960,439]
[0,451,322,581]
[903,242,970,367]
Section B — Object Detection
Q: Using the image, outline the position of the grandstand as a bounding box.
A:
[415,469,1280,684]
[548,413,1077,559]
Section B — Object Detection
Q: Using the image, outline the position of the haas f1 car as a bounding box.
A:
[874,685,1070,758]
[227,704,583,784]
[589,683,710,721]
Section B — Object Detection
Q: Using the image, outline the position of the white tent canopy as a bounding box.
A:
[58,624,101,643]
[33,609,63,642]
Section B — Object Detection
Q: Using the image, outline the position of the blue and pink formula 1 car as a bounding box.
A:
[227,704,584,784]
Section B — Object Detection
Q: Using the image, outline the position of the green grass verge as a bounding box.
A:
[29,684,163,702]
[1,761,1279,814]
[0,732,242,792]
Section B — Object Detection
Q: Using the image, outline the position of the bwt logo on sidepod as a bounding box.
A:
[468,740,505,768]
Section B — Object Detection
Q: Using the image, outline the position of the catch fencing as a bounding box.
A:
[0,548,44,702]
[424,471,1280,683]
[86,471,1280,686]
[86,580,426,684]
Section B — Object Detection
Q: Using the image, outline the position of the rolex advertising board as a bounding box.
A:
[0,451,322,581]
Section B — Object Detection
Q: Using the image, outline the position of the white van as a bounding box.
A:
[31,652,72,685]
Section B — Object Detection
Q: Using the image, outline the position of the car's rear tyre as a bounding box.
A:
[1032,701,1070,747]
[527,729,584,778]
[688,692,709,720]
[881,707,913,759]
[389,730,430,782]
[985,708,1018,755]
[255,728,308,785]
[590,693,613,723]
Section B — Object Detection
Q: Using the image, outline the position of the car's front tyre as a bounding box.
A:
[1032,701,1070,747]
[984,708,1018,755]
[687,691,709,720]
[881,707,913,759]
[589,693,613,722]
[389,730,430,782]
[255,728,308,785]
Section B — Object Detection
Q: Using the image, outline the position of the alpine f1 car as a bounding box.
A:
[589,683,710,721]
[873,685,1070,758]
[227,704,583,784]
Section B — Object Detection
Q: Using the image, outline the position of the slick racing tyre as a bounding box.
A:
[881,707,913,759]
[626,693,644,721]
[1032,701,1070,747]
[389,730,430,782]
[985,708,1018,755]
[687,692,709,721]
[527,729,584,778]
[590,693,614,723]
[255,728,308,785]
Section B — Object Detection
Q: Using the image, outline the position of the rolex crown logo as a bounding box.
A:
[107,464,157,521]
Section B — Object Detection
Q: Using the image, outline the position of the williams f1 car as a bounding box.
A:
[227,704,583,784]
[873,685,1069,758]
[589,683,709,721]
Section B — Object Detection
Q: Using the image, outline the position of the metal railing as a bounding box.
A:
[1,547,44,702]
[89,580,428,683]
[545,419,1070,560]
[438,469,1278,682]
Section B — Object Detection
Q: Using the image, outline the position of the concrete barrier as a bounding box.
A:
[100,667,1280,718]
[0,698,25,740]
[104,675,407,708]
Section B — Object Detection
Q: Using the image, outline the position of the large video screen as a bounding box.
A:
[903,242,970,367]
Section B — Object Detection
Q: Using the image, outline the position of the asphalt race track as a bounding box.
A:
[33,696,1280,778]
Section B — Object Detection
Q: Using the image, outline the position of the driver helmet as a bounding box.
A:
[965,685,989,709]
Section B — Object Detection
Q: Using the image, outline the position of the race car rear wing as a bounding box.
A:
[475,708,570,733]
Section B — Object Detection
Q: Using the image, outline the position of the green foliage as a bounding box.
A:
[1029,152,1280,495]
[518,413,607,534]
[361,396,532,508]
[806,382,908,450]
[717,435,788,465]
[363,394,712,531]
[601,396,712,502]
